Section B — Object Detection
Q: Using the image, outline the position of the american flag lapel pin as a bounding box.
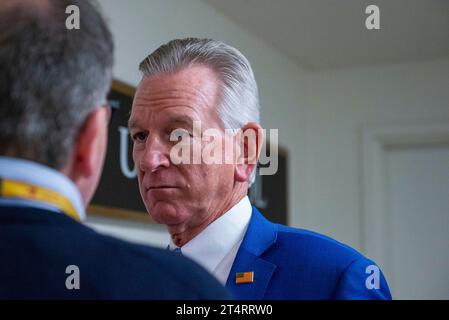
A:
[235,271,254,284]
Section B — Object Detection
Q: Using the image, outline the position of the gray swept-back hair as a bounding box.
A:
[139,38,260,186]
[0,0,113,169]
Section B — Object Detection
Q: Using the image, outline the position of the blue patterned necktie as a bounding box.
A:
[172,247,183,255]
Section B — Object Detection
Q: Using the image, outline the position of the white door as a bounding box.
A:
[384,143,449,299]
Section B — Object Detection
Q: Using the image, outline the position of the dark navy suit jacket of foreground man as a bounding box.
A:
[0,183,228,299]
[226,207,392,300]
[0,207,228,299]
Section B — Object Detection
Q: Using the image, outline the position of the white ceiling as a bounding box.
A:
[205,0,449,70]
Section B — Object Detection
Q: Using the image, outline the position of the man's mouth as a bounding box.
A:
[146,186,179,191]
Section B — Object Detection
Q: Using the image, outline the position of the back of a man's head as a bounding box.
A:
[0,0,113,169]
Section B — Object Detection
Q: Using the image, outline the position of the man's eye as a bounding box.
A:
[132,132,147,142]
[170,128,191,141]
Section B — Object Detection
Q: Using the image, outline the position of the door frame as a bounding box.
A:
[361,121,449,269]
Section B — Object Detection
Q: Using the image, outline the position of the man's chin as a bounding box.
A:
[148,201,188,226]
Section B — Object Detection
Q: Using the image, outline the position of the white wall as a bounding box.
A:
[300,58,449,251]
[90,1,449,255]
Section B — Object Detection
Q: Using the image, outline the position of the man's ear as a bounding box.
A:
[69,108,108,180]
[234,122,264,183]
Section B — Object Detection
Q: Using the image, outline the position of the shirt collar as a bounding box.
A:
[169,195,252,274]
[0,156,85,221]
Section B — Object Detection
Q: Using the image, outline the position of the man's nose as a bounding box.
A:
[139,136,171,173]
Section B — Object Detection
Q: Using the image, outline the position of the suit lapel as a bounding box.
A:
[226,207,278,299]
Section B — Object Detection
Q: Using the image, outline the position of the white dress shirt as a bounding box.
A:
[169,196,252,285]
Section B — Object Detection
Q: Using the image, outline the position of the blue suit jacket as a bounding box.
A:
[226,207,392,300]
[0,205,228,299]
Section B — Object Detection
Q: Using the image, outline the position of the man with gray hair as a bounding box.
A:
[130,38,392,299]
[0,1,228,299]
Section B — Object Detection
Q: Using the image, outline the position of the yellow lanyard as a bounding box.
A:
[0,178,81,221]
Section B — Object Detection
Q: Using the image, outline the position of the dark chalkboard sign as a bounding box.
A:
[249,145,288,225]
[88,80,288,225]
[88,80,151,223]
